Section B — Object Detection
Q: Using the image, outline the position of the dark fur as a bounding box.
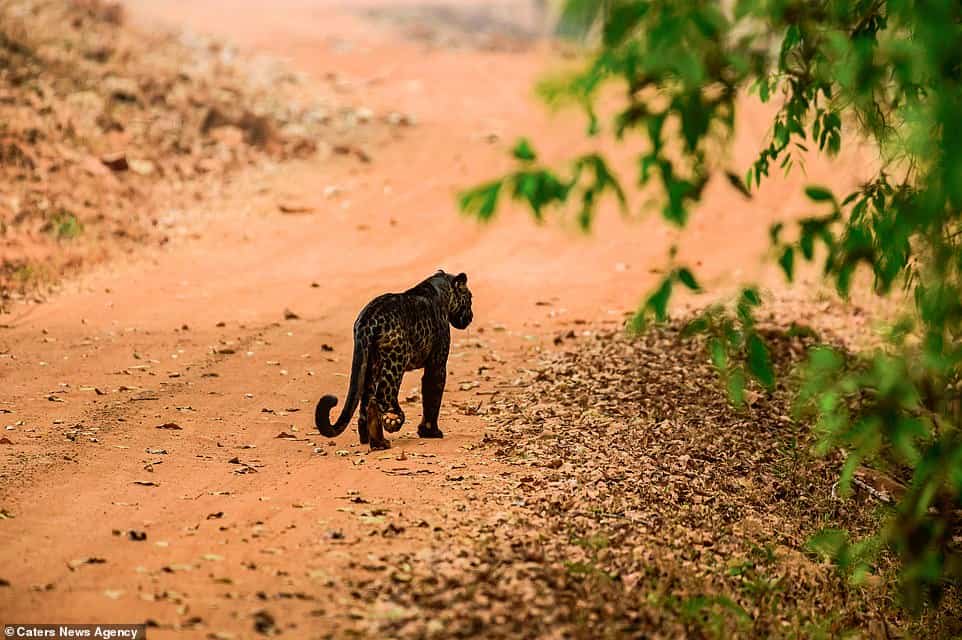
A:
[315,270,473,450]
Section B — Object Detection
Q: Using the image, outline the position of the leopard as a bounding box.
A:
[315,270,473,450]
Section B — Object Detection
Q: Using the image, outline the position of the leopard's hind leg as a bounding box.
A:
[357,384,371,445]
[369,353,405,448]
[366,403,388,450]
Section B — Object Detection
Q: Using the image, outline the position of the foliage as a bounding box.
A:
[48,209,84,240]
[680,287,773,406]
[460,0,962,612]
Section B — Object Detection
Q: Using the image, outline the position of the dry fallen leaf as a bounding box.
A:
[68,557,106,570]
[252,610,276,635]
[278,202,315,214]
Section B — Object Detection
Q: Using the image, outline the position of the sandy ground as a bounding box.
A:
[0,1,873,636]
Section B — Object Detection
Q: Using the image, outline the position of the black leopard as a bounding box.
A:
[315,270,474,450]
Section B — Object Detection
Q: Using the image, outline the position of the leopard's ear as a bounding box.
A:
[453,272,468,287]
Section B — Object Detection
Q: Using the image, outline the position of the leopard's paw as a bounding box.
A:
[370,438,391,451]
[418,422,444,439]
[382,411,405,433]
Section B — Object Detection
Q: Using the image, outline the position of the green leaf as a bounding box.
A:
[739,287,761,307]
[459,181,503,221]
[807,529,849,561]
[838,452,860,494]
[645,276,674,323]
[676,267,700,291]
[603,2,649,45]
[556,0,605,39]
[747,333,775,389]
[727,368,746,406]
[779,246,795,281]
[709,337,728,370]
[725,170,752,198]
[805,186,835,203]
[769,222,783,244]
[512,138,537,162]
[774,120,789,150]
[629,275,675,332]
[682,315,709,336]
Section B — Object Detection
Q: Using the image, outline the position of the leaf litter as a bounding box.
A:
[0,0,379,304]
[338,323,957,638]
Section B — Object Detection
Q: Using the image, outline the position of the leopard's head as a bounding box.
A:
[448,272,473,330]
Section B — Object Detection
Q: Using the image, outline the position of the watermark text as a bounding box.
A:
[3,625,144,639]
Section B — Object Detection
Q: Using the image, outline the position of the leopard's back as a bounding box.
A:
[354,290,447,372]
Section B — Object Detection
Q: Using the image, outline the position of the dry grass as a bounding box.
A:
[0,0,367,303]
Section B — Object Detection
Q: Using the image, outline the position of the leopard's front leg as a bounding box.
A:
[418,350,447,439]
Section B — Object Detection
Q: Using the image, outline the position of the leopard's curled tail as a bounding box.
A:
[315,332,369,437]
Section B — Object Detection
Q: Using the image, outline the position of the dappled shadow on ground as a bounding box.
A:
[344,324,957,638]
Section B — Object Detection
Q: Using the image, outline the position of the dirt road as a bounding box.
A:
[0,1,871,636]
